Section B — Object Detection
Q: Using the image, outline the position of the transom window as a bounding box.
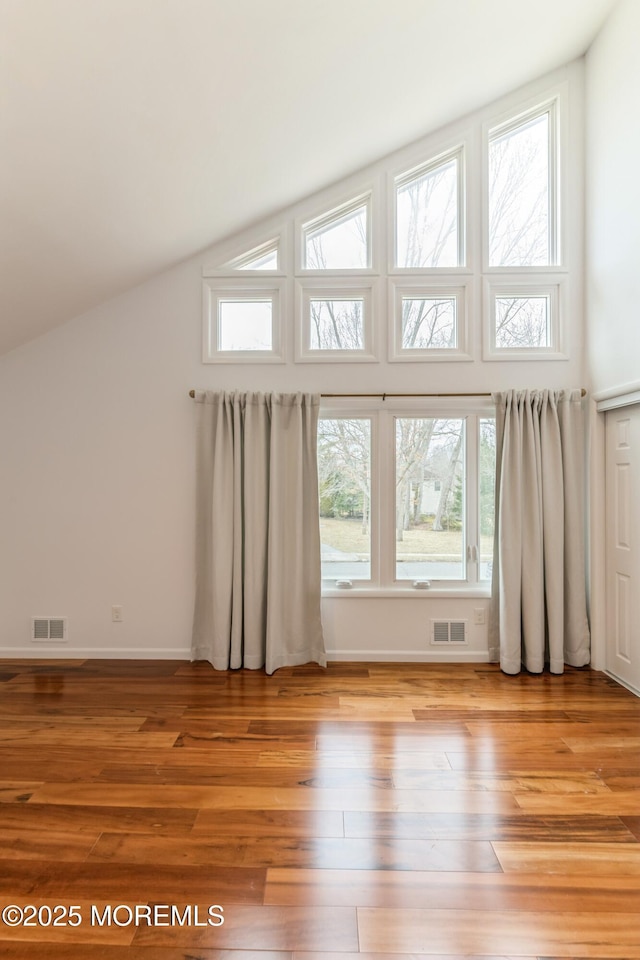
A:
[219,236,282,273]
[401,298,456,349]
[310,299,364,350]
[495,295,550,348]
[302,196,370,270]
[202,80,571,366]
[219,298,272,351]
[483,280,563,359]
[389,280,471,361]
[235,244,279,271]
[202,279,285,363]
[395,148,463,269]
[488,103,557,267]
[296,279,377,361]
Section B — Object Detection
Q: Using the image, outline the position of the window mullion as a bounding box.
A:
[368,412,381,588]
[466,415,479,585]
[378,408,395,588]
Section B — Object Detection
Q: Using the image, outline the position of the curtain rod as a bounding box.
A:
[189,389,586,399]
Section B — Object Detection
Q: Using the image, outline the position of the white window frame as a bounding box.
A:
[390,143,467,274]
[202,278,286,363]
[295,278,379,362]
[483,93,563,274]
[225,237,281,273]
[482,277,566,361]
[296,188,378,276]
[388,277,473,362]
[319,396,494,597]
[202,223,290,278]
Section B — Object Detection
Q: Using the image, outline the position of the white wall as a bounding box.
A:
[584,0,640,672]
[0,64,586,660]
[586,0,640,397]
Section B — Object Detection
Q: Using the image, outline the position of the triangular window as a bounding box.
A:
[226,237,279,271]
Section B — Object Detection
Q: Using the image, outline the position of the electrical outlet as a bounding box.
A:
[111,605,123,622]
[473,607,485,625]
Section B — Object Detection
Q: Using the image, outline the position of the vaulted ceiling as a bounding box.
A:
[0,0,617,355]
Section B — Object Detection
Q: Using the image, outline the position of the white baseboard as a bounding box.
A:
[1,646,491,664]
[325,649,492,663]
[0,647,192,660]
[606,670,640,699]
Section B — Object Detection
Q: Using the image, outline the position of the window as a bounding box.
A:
[479,418,496,580]
[395,148,463,269]
[219,299,272,350]
[203,227,287,277]
[495,295,550,348]
[231,238,279,271]
[488,104,556,267]
[388,279,471,361]
[296,279,378,361]
[318,417,372,581]
[483,279,564,359]
[202,279,285,362]
[319,399,494,591]
[302,195,371,270]
[202,78,574,368]
[483,95,566,359]
[401,298,456,349]
[395,417,465,580]
[309,298,365,351]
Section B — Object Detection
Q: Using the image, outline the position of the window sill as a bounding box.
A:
[321,585,491,599]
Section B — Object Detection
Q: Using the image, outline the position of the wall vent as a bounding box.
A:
[431,619,467,644]
[32,618,68,642]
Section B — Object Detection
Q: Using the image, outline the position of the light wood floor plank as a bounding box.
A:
[264,868,640,912]
[342,810,635,842]
[256,749,452,769]
[493,840,640,875]
[357,906,640,957]
[392,769,611,793]
[0,827,100,861]
[10,862,266,903]
[192,809,345,838]
[89,833,501,872]
[515,792,640,815]
[26,782,522,813]
[131,905,359,951]
[0,948,292,960]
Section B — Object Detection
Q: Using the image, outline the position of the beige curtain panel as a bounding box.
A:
[191,390,326,675]
[489,389,591,675]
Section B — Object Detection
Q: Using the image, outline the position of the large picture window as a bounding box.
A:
[319,399,495,592]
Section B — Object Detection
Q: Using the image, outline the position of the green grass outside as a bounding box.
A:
[320,516,493,561]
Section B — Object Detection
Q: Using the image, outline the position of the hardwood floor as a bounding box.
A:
[0,659,639,959]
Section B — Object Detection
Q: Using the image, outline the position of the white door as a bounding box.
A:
[605,404,640,694]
